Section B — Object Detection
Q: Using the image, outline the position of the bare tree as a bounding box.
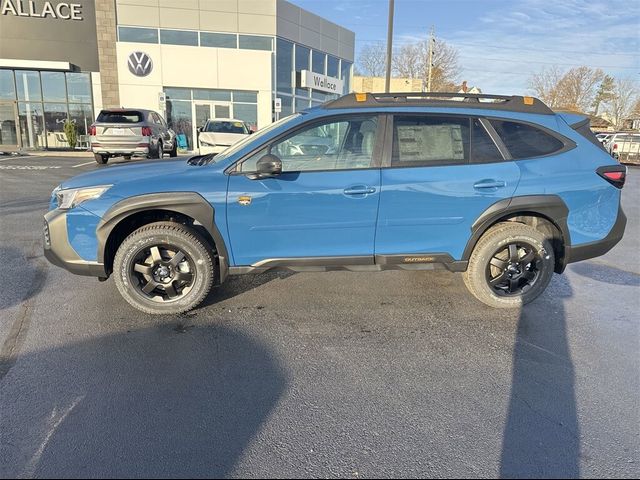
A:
[529,66,564,108]
[392,39,459,91]
[603,78,639,129]
[356,43,387,77]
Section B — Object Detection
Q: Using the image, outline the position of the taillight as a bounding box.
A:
[142,127,152,136]
[89,125,96,135]
[612,143,618,151]
[597,166,626,189]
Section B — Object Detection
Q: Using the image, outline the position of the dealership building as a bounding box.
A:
[0,0,355,151]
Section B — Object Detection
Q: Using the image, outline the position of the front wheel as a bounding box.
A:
[169,140,178,157]
[463,222,555,309]
[113,222,215,314]
[94,153,108,164]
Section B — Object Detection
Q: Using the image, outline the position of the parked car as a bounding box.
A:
[90,108,177,164]
[198,118,251,155]
[604,133,640,161]
[45,92,627,314]
[595,132,612,144]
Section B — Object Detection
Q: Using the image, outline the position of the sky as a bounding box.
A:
[293,0,640,95]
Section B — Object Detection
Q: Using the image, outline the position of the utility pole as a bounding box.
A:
[384,0,395,93]
[426,26,435,92]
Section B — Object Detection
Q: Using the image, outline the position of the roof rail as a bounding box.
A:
[324,92,554,115]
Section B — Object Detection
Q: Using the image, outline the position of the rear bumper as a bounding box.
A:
[563,206,627,266]
[92,145,149,156]
[43,209,107,277]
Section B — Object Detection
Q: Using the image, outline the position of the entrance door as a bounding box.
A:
[0,102,20,151]
[192,102,232,147]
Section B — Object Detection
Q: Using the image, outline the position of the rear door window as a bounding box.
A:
[471,118,503,163]
[490,119,564,159]
[97,111,144,123]
[391,115,470,167]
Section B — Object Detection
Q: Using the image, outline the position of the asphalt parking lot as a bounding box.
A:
[1,155,639,478]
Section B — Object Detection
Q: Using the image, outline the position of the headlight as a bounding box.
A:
[200,140,215,147]
[56,185,112,210]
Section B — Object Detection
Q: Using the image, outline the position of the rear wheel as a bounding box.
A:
[94,153,108,164]
[148,140,161,159]
[463,222,555,309]
[113,222,215,314]
[169,140,178,157]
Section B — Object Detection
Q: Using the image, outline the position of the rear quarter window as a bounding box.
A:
[490,119,565,159]
[97,111,144,123]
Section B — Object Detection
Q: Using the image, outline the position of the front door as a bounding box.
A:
[0,102,20,151]
[193,102,232,147]
[226,115,382,266]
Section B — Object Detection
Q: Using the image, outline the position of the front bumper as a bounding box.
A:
[43,209,107,277]
[563,206,627,266]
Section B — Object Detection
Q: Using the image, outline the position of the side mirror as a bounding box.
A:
[197,127,203,133]
[252,154,282,178]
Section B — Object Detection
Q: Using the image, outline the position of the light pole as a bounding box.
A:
[384,0,395,93]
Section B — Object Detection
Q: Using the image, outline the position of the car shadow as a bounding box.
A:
[0,322,288,478]
[200,270,296,307]
[569,261,640,287]
[500,274,579,478]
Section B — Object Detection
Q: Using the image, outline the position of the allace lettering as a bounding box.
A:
[313,76,337,92]
[1,0,83,20]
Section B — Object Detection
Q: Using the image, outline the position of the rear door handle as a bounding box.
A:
[474,179,507,189]
[344,185,377,195]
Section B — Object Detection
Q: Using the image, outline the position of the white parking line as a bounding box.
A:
[72,160,96,168]
[0,155,27,162]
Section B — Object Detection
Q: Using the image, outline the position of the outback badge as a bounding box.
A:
[238,195,252,206]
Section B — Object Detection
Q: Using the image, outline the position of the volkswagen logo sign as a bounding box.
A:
[128,51,153,77]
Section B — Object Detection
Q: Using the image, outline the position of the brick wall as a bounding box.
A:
[95,0,120,108]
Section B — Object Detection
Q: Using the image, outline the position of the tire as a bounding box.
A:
[113,222,215,315]
[148,140,161,159]
[94,153,108,164]
[463,222,555,309]
[123,155,132,161]
[169,140,178,157]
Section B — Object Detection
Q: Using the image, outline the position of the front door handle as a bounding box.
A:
[343,185,377,195]
[474,179,507,190]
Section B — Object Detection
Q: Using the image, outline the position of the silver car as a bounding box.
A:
[90,108,177,164]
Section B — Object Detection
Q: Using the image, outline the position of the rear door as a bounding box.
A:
[226,115,383,266]
[375,114,521,261]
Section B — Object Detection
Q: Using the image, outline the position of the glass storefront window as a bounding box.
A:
[68,103,94,136]
[295,97,310,112]
[233,91,257,103]
[312,51,325,74]
[41,72,67,103]
[238,35,272,51]
[327,56,339,78]
[66,73,91,103]
[43,103,68,148]
[18,102,45,149]
[279,95,293,117]
[233,103,257,129]
[119,26,159,44]
[276,38,293,94]
[341,60,352,95]
[164,87,191,101]
[16,71,42,102]
[200,32,237,48]
[295,44,310,97]
[193,89,231,101]
[160,29,199,46]
[0,70,16,100]
[166,100,193,150]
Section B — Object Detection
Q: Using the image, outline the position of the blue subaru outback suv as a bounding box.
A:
[44,93,627,314]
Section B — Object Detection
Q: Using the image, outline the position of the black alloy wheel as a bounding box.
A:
[485,241,541,296]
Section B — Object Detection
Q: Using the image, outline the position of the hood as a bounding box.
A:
[60,158,192,190]
[199,131,248,147]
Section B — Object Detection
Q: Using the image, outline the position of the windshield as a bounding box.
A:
[204,120,248,134]
[208,114,302,163]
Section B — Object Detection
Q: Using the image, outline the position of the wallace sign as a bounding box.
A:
[1,0,83,19]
